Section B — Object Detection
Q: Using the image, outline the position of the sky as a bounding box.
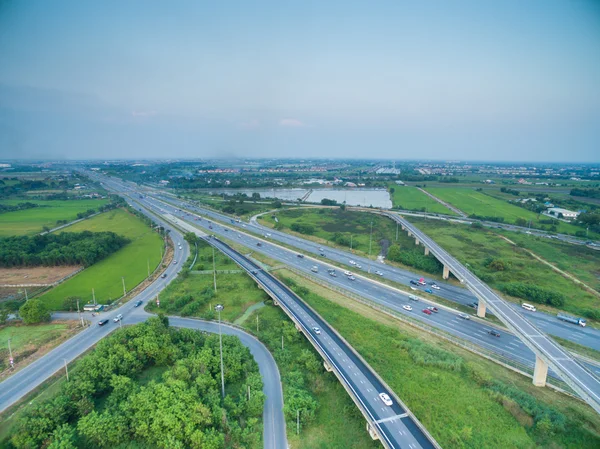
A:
[0,0,599,162]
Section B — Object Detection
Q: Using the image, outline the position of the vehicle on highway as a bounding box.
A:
[257,242,262,247]
[173,260,177,264]
[356,264,362,269]
[311,266,319,273]
[113,314,123,322]
[320,252,326,257]
[379,392,393,406]
[242,224,246,228]
[329,271,337,277]
[458,313,470,320]
[557,313,587,327]
[470,302,478,309]
[409,295,419,301]
[349,260,356,265]
[266,233,271,237]
[375,270,383,276]
[312,327,321,335]
[318,247,323,251]
[488,329,501,337]
[297,254,304,258]
[134,300,143,307]
[431,284,440,290]
[410,286,417,290]
[424,288,433,293]
[422,308,432,315]
[348,275,356,281]
[209,225,213,229]
[417,278,427,285]
[98,319,109,326]
[403,305,413,311]
[343,270,352,276]
[521,303,536,312]
[426,306,439,313]
[410,280,419,286]
[161,273,167,278]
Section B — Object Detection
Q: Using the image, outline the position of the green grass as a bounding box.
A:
[37,209,163,310]
[277,270,600,449]
[0,199,109,236]
[0,324,70,353]
[191,238,240,271]
[388,184,456,215]
[424,187,583,234]
[407,217,600,319]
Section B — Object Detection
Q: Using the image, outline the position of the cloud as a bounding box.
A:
[279,118,305,127]
[131,110,157,118]
[239,119,260,130]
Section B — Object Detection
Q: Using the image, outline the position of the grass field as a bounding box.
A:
[0,199,109,236]
[37,209,163,310]
[191,238,240,271]
[389,184,455,215]
[407,217,600,319]
[424,187,583,234]
[277,269,600,449]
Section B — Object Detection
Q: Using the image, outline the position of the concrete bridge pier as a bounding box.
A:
[415,238,420,246]
[407,231,412,237]
[273,299,279,307]
[424,246,430,256]
[442,265,450,279]
[533,355,548,387]
[366,422,380,441]
[295,323,303,333]
[477,300,487,318]
[323,361,333,372]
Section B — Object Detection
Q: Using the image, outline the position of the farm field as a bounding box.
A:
[277,269,600,449]
[0,199,109,236]
[407,217,600,320]
[37,209,163,310]
[424,187,583,234]
[388,184,455,215]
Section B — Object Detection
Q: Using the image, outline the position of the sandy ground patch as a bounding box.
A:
[0,266,82,286]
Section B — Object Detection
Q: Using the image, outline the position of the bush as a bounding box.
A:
[500,282,564,307]
[290,222,315,235]
[19,299,51,324]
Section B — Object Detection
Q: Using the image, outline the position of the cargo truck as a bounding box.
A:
[557,313,587,327]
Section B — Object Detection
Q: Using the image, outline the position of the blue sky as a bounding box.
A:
[1,0,599,161]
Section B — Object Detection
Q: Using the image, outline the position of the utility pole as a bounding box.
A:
[8,338,13,369]
[24,288,28,301]
[256,314,259,333]
[77,299,84,327]
[369,220,373,257]
[122,277,126,296]
[147,259,150,277]
[396,221,399,241]
[92,288,96,306]
[247,385,251,401]
[63,359,69,381]
[281,334,284,350]
[212,247,217,293]
[350,234,353,251]
[215,304,225,398]
[297,410,300,435]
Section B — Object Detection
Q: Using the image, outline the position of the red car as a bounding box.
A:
[422,309,432,315]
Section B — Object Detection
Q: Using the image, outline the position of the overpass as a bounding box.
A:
[380,211,600,414]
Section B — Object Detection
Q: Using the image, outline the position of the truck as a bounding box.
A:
[557,313,587,327]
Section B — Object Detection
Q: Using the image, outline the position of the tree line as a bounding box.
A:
[9,317,265,449]
[0,231,129,268]
[0,202,39,215]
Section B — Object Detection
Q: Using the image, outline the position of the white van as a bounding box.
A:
[521,303,537,312]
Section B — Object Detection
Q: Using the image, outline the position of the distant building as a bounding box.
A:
[159,180,170,186]
[344,182,357,187]
[395,180,405,186]
[547,207,579,219]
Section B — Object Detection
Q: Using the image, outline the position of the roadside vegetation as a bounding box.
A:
[275,269,600,449]
[2,317,265,449]
[180,192,284,219]
[388,184,455,215]
[0,199,111,236]
[37,209,163,311]
[407,217,600,321]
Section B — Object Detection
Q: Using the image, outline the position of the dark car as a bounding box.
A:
[134,300,143,307]
[161,273,167,279]
[320,252,325,257]
[410,280,419,286]
[488,329,501,337]
[98,319,109,326]
[257,242,262,247]
[297,254,304,258]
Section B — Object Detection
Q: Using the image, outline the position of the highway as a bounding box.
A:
[390,213,600,414]
[134,192,600,385]
[98,175,441,448]
[0,197,288,449]
[153,191,600,353]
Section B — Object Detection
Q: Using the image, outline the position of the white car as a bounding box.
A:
[458,313,470,320]
[375,270,383,276]
[349,260,356,265]
[356,264,362,269]
[113,314,123,322]
[312,327,321,335]
[348,275,356,281]
[410,286,417,291]
[403,305,413,311]
[343,271,352,276]
[173,260,177,264]
[318,247,324,251]
[431,284,440,290]
[379,392,393,406]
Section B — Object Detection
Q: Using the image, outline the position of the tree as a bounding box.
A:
[515,218,527,227]
[251,192,261,201]
[47,424,77,449]
[19,299,51,324]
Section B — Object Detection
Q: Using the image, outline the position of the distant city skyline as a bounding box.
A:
[1,1,599,162]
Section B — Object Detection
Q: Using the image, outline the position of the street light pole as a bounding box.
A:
[8,338,13,368]
[215,304,225,398]
[122,277,126,296]
[63,359,69,381]
[369,220,373,257]
[396,221,399,241]
[212,247,217,293]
